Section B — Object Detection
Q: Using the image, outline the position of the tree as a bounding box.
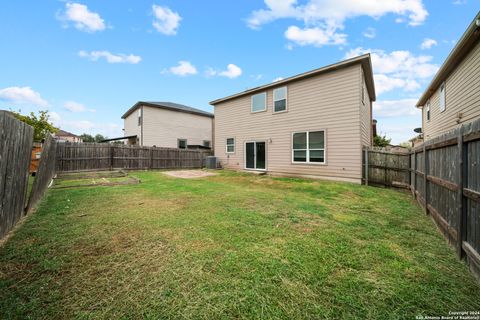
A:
[12,110,58,142]
[94,134,107,142]
[79,133,95,142]
[373,134,391,147]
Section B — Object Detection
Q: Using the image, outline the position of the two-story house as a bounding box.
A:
[416,11,480,140]
[122,101,214,149]
[210,54,375,183]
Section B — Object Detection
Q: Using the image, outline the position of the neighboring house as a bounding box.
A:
[122,101,214,149]
[210,54,375,183]
[54,129,83,143]
[416,12,480,140]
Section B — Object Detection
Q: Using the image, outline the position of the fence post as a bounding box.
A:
[412,150,416,198]
[364,148,369,186]
[457,126,466,259]
[423,143,428,214]
[150,147,153,170]
[109,144,114,171]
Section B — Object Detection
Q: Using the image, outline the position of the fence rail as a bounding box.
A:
[55,142,211,172]
[0,111,33,238]
[364,118,480,280]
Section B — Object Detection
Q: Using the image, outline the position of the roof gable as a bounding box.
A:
[209,54,376,105]
[122,101,213,119]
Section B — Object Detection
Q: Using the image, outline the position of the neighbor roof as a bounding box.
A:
[55,129,79,137]
[121,101,213,119]
[209,54,376,105]
[416,11,480,108]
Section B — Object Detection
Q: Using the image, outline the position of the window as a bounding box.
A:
[178,139,187,149]
[273,87,287,112]
[292,131,325,164]
[137,109,142,126]
[426,101,430,122]
[226,138,235,153]
[439,82,446,112]
[203,140,211,148]
[251,92,266,113]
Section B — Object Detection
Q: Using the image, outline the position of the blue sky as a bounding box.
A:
[0,1,478,143]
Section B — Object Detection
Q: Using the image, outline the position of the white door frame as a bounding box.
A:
[244,140,267,171]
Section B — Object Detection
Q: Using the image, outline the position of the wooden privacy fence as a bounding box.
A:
[27,135,57,212]
[0,111,34,239]
[55,142,211,172]
[364,118,480,279]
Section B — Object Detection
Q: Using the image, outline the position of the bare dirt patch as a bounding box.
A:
[163,170,218,179]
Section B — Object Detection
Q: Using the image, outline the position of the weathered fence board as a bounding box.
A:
[27,134,57,212]
[364,117,480,280]
[0,111,34,239]
[56,142,211,172]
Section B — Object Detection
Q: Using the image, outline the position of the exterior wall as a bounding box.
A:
[141,106,213,148]
[360,68,373,147]
[214,64,366,183]
[423,40,480,140]
[124,107,142,145]
[55,135,82,143]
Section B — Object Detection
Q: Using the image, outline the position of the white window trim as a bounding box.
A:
[439,82,446,113]
[178,138,187,149]
[291,130,327,165]
[244,140,267,171]
[273,86,288,113]
[251,92,267,113]
[226,138,235,154]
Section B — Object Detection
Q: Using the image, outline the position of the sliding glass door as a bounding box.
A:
[245,141,266,170]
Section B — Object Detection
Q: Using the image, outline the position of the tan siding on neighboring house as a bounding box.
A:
[214,65,365,183]
[124,108,142,144]
[360,69,372,147]
[423,40,480,139]
[141,106,212,148]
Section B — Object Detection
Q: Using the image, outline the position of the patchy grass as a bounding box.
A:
[0,170,479,319]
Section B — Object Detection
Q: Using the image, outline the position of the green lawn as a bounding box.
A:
[1,170,479,319]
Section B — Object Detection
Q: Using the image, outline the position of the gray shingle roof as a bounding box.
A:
[121,101,213,119]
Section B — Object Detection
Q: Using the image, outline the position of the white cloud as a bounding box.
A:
[272,77,284,82]
[345,47,438,95]
[248,0,428,29]
[54,117,122,137]
[420,38,438,50]
[165,61,198,76]
[47,111,61,126]
[373,99,420,117]
[452,0,467,4]
[152,4,181,35]
[58,2,106,32]
[363,27,376,39]
[206,64,243,79]
[285,25,347,47]
[247,0,427,47]
[0,86,48,107]
[78,50,141,64]
[64,101,96,113]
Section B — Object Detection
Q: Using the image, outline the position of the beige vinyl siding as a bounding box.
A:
[360,69,372,147]
[214,64,364,183]
[423,40,480,140]
[142,106,212,148]
[124,108,142,143]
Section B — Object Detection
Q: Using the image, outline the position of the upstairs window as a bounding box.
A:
[137,109,142,126]
[203,140,211,148]
[178,139,187,149]
[439,82,446,112]
[226,138,235,153]
[292,131,325,164]
[251,92,266,113]
[273,87,287,112]
[426,101,430,122]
